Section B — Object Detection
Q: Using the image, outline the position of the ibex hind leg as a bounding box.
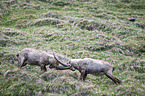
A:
[105,72,121,84]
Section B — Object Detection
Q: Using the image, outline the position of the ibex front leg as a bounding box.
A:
[18,57,27,69]
[80,70,87,81]
[40,58,47,73]
[40,64,47,73]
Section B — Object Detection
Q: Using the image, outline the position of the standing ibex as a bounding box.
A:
[53,53,121,84]
[17,48,72,73]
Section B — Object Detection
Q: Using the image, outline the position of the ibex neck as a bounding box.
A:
[70,59,80,70]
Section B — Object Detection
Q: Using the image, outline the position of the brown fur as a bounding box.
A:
[54,53,121,84]
[17,48,70,73]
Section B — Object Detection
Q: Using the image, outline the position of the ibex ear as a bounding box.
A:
[71,67,75,71]
[68,64,75,71]
[67,64,72,67]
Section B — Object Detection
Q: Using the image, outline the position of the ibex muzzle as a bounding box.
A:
[53,53,121,84]
[17,48,71,73]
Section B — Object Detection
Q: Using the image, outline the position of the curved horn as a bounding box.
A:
[53,52,69,67]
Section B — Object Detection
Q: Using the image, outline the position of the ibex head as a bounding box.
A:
[53,52,75,71]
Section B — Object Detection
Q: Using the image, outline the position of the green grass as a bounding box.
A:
[0,0,145,95]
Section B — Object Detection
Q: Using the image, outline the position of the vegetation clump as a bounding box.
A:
[77,19,106,31]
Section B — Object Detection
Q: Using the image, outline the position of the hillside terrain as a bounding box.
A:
[0,0,145,95]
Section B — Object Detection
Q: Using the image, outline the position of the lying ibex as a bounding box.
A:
[53,53,121,84]
[17,48,72,73]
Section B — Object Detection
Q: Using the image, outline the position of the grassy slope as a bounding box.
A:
[0,0,145,95]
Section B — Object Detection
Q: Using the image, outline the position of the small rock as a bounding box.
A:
[128,18,136,22]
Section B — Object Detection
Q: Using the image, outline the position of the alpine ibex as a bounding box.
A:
[17,48,72,73]
[53,53,121,84]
